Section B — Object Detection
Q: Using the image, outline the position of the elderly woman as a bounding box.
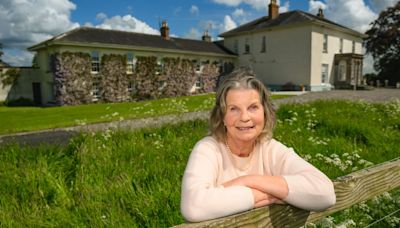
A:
[180,68,336,222]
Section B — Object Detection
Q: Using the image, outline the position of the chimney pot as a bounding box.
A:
[317,8,324,18]
[268,0,279,20]
[160,20,170,40]
[202,30,211,42]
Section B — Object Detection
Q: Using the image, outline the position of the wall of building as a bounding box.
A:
[33,44,236,105]
[224,25,312,90]
[310,24,364,91]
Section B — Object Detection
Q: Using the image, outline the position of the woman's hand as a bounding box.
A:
[251,188,279,208]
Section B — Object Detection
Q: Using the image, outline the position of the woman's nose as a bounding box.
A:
[240,111,250,121]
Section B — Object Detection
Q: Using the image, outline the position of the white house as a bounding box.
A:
[220,0,366,91]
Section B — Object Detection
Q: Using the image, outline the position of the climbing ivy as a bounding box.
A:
[161,57,197,97]
[100,54,130,102]
[52,52,92,105]
[134,56,161,100]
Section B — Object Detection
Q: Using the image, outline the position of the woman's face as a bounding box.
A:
[224,88,265,145]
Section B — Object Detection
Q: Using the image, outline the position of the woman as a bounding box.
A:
[180,68,336,222]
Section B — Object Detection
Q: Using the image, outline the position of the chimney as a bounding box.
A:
[160,20,170,40]
[202,30,211,42]
[317,8,324,18]
[268,0,279,20]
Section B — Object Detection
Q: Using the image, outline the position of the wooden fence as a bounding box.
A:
[175,157,400,227]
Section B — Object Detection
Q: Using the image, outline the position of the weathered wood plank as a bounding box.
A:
[175,157,400,228]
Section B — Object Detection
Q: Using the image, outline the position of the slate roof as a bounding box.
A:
[220,10,365,37]
[29,27,236,57]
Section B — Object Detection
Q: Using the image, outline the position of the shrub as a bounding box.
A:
[5,97,35,107]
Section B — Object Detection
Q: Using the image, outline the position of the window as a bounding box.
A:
[352,41,355,53]
[92,81,101,99]
[233,40,239,54]
[126,53,136,74]
[323,34,328,53]
[339,38,343,53]
[195,76,202,89]
[321,64,329,83]
[244,38,250,54]
[261,36,266,53]
[156,57,164,75]
[91,51,100,73]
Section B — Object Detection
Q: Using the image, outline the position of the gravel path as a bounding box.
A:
[1,88,399,146]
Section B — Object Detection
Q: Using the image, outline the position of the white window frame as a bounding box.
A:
[233,40,239,54]
[91,51,100,74]
[323,34,328,53]
[321,64,329,84]
[244,38,250,54]
[126,53,136,74]
[261,36,266,53]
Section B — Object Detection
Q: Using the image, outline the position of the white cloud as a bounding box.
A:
[190,5,199,15]
[0,0,79,66]
[369,0,398,13]
[95,15,160,35]
[232,8,245,17]
[184,28,202,40]
[96,12,108,21]
[221,15,237,32]
[212,0,287,11]
[309,0,327,13]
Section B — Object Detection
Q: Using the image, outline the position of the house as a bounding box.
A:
[27,21,236,106]
[220,0,366,91]
[10,0,367,106]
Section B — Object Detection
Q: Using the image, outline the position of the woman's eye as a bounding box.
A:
[249,105,259,111]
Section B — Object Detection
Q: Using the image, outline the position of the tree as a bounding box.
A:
[0,43,3,60]
[364,2,400,86]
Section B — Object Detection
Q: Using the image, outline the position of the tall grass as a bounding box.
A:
[0,100,399,227]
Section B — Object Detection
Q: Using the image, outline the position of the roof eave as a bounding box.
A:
[32,40,237,58]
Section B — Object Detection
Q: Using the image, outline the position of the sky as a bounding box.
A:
[0,0,398,73]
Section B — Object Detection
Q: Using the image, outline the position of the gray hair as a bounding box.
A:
[210,67,276,142]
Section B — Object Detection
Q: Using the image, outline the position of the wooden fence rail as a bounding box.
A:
[175,157,400,227]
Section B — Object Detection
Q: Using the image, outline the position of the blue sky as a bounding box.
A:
[0,0,398,72]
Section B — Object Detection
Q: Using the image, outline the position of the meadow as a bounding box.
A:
[0,99,399,227]
[0,94,291,135]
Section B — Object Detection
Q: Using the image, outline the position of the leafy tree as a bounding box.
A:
[364,2,400,86]
[0,43,3,60]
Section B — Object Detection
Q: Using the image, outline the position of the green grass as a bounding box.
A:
[0,94,291,135]
[0,100,399,227]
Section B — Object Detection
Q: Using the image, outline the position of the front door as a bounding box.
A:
[32,82,42,105]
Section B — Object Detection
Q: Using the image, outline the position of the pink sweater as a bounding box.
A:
[181,136,336,222]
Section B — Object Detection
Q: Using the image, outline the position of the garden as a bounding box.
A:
[0,96,399,227]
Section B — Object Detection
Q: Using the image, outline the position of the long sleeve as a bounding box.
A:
[181,137,254,222]
[265,140,336,211]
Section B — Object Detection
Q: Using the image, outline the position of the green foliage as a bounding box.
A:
[0,68,20,88]
[364,2,400,85]
[0,100,399,227]
[100,54,130,102]
[4,97,34,107]
[0,93,217,135]
[52,52,92,105]
[134,56,161,100]
[162,57,197,97]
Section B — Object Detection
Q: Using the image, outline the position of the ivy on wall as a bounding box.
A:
[162,57,197,97]
[100,54,130,102]
[134,56,161,100]
[0,68,20,88]
[51,51,227,105]
[52,52,92,106]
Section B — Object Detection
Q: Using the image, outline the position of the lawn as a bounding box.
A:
[0,93,292,135]
[0,100,399,227]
